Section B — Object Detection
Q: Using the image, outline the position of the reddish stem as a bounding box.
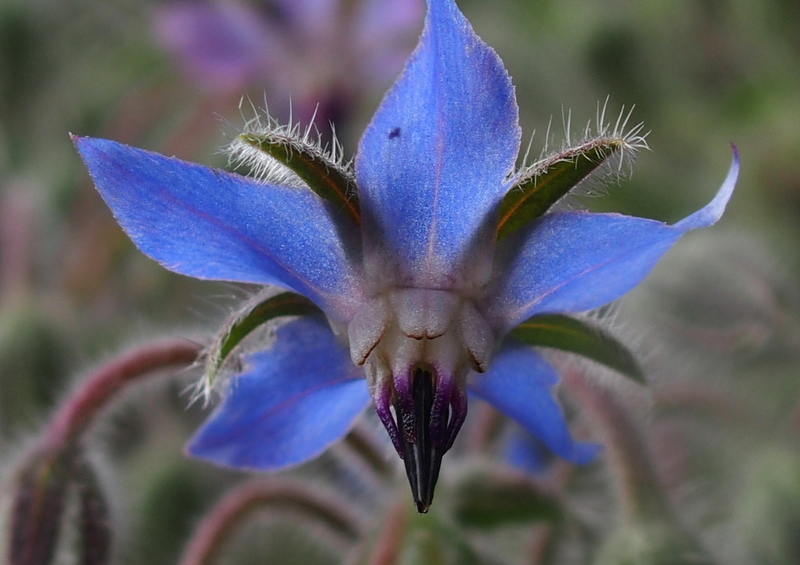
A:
[43,339,201,449]
[366,499,408,565]
[179,479,362,565]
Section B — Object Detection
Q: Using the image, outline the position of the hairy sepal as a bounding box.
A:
[497,113,648,240]
[201,291,322,402]
[230,126,360,225]
[510,313,645,385]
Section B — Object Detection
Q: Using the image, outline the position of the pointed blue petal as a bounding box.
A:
[74,136,364,321]
[187,317,370,470]
[355,0,520,286]
[469,344,600,464]
[504,428,554,475]
[488,152,739,331]
[675,145,739,229]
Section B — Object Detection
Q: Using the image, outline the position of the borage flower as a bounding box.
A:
[75,0,738,512]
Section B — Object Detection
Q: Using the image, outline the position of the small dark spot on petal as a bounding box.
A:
[389,127,401,139]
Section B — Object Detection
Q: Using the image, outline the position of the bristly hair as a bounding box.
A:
[513,99,650,202]
[189,286,286,407]
[225,97,356,193]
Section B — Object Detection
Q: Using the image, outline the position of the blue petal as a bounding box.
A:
[469,344,600,464]
[75,137,364,321]
[488,152,739,331]
[675,146,739,229]
[355,0,520,286]
[187,317,370,470]
[504,428,554,475]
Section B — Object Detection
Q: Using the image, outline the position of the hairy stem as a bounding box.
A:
[179,479,362,565]
[44,338,201,449]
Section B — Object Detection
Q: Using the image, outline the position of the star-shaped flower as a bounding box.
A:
[75,0,738,512]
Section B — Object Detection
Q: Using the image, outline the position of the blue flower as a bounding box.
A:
[74,0,738,512]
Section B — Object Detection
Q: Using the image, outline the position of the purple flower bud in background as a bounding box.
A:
[153,0,423,127]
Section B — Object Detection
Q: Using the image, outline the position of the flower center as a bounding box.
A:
[347,288,494,512]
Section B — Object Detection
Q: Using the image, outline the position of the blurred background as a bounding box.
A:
[1,0,800,563]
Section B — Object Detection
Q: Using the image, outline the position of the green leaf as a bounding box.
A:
[203,292,322,393]
[510,314,646,385]
[497,134,644,240]
[451,471,562,529]
[236,131,360,225]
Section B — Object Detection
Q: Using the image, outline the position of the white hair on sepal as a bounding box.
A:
[566,99,649,182]
[222,95,355,191]
[594,97,650,175]
[187,285,290,407]
[505,128,537,187]
[558,103,649,212]
[509,99,650,210]
[572,297,652,385]
[587,299,654,378]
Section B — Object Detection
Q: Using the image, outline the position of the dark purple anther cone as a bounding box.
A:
[388,366,467,513]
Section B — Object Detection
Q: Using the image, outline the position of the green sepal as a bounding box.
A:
[451,470,562,529]
[497,137,632,240]
[203,292,322,393]
[237,131,361,224]
[510,314,646,385]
